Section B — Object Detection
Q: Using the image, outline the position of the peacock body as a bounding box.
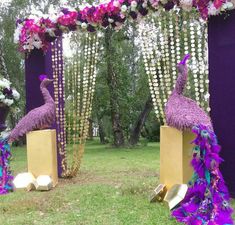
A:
[8,78,55,143]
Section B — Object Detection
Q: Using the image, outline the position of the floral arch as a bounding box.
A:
[14,0,235,183]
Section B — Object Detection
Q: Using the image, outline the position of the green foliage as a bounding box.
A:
[93,23,153,142]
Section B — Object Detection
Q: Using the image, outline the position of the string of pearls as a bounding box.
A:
[51,38,67,175]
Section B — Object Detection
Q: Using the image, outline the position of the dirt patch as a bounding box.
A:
[58,169,158,188]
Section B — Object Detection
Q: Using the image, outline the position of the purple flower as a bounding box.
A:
[3,88,13,96]
[39,74,47,81]
[68,24,77,31]
[138,7,148,16]
[87,6,96,17]
[130,11,138,20]
[54,28,63,37]
[44,33,57,42]
[101,16,109,28]
[163,1,175,11]
[61,8,70,15]
[16,18,24,26]
[87,24,96,32]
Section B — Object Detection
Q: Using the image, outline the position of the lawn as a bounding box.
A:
[0,140,234,225]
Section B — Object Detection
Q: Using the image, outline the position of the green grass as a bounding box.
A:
[0,140,234,225]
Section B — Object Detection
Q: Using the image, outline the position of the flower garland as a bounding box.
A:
[172,125,233,224]
[0,139,13,195]
[15,0,234,53]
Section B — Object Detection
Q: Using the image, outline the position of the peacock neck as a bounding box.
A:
[173,65,188,95]
[40,85,54,104]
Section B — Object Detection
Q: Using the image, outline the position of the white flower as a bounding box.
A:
[108,18,114,23]
[113,1,121,7]
[180,0,193,11]
[3,99,14,106]
[121,5,128,13]
[81,22,88,29]
[0,94,5,100]
[142,1,148,8]
[14,25,23,44]
[12,89,20,100]
[222,1,234,10]
[131,1,138,10]
[208,2,220,15]
[0,78,11,89]
[50,13,59,23]
[32,34,43,49]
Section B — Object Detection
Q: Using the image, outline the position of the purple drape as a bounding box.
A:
[208,10,235,197]
[25,43,64,177]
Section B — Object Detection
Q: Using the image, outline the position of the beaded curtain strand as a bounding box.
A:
[63,32,99,177]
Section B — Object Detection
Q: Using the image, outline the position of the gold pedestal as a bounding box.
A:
[160,126,194,189]
[26,129,58,187]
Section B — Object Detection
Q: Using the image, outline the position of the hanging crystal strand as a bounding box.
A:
[168,10,177,91]
[72,55,77,148]
[182,12,191,94]
[148,22,163,123]
[71,56,77,165]
[175,11,181,65]
[85,34,99,134]
[76,37,81,148]
[82,34,91,140]
[203,25,210,113]
[140,24,162,123]
[189,14,198,103]
[52,39,67,175]
[199,21,209,112]
[84,34,94,140]
[174,10,181,90]
[195,18,204,109]
[59,40,67,175]
[67,63,73,153]
[162,12,172,99]
[158,19,168,122]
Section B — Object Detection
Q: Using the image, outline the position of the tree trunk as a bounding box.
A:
[97,117,106,144]
[129,96,153,145]
[88,119,93,140]
[104,28,125,147]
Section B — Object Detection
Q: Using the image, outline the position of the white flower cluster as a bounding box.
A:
[180,0,193,12]
[0,78,20,107]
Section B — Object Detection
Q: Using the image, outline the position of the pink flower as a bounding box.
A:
[213,0,225,9]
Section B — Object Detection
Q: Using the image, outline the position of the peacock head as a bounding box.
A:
[177,54,190,74]
[39,74,53,87]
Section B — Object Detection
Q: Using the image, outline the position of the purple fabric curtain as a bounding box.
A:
[208,10,235,197]
[25,43,64,177]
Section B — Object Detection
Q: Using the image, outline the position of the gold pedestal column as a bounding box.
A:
[26,129,58,187]
[160,126,194,189]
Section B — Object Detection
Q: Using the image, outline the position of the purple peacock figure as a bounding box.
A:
[8,75,55,143]
[165,54,233,224]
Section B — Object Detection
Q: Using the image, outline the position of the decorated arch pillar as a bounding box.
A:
[208,10,235,197]
[25,38,65,177]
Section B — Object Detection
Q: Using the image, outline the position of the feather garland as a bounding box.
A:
[172,125,233,225]
[0,139,13,194]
